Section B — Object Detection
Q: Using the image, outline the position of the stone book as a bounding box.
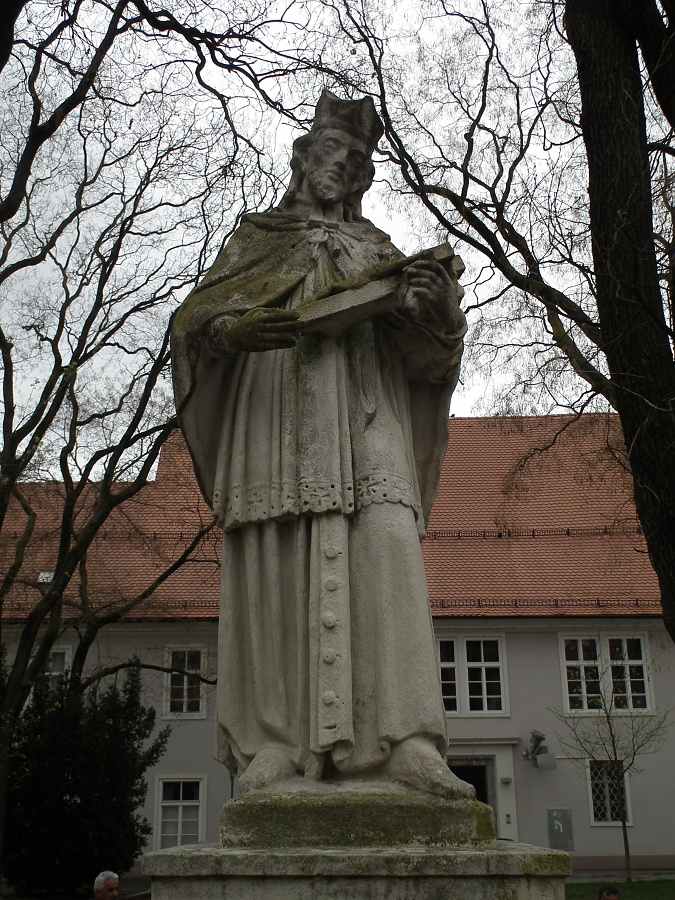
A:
[296,242,461,338]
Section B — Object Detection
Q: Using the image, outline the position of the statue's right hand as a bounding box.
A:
[209,308,300,355]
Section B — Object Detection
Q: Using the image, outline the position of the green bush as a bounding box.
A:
[3,664,169,896]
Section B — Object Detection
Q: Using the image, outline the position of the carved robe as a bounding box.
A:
[171,210,466,778]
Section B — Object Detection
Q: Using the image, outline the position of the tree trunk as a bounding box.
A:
[621,809,632,884]
[0,719,17,880]
[565,0,675,641]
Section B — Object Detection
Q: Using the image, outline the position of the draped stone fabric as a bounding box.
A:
[171,209,466,779]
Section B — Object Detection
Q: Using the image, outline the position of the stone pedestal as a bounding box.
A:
[143,843,571,900]
[144,785,570,899]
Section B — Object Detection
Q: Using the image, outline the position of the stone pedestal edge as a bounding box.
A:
[144,844,571,900]
[144,842,572,877]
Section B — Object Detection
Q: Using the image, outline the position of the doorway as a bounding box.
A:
[447,756,497,815]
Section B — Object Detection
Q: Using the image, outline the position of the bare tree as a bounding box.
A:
[318,0,675,641]
[0,0,365,871]
[554,636,672,883]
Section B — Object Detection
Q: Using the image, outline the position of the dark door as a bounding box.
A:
[448,763,489,805]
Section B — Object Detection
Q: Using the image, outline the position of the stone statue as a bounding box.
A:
[171,90,470,799]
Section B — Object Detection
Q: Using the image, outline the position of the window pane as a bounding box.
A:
[186,650,201,671]
[581,639,598,661]
[181,782,200,802]
[171,650,186,669]
[611,666,626,695]
[162,782,181,802]
[564,640,579,661]
[608,639,624,661]
[162,808,179,828]
[160,834,178,849]
[586,666,600,685]
[466,641,482,663]
[170,674,184,712]
[50,652,66,674]
[467,670,482,692]
[482,641,499,662]
[566,666,581,687]
[626,639,643,661]
[468,697,484,711]
[439,641,455,663]
[486,696,502,711]
[186,675,201,712]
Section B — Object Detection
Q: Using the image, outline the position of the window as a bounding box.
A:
[608,638,647,710]
[589,761,631,825]
[564,638,602,710]
[466,639,503,711]
[158,779,204,848]
[437,640,457,712]
[45,648,70,690]
[437,637,506,714]
[562,636,649,712]
[165,648,205,717]
[48,650,67,688]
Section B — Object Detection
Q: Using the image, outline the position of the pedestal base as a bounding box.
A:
[143,843,571,900]
[219,781,495,848]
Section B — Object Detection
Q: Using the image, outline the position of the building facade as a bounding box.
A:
[3,415,673,872]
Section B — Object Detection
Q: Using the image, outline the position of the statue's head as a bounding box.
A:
[279,90,384,221]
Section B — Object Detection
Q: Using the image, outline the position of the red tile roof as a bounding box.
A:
[425,414,660,617]
[0,414,662,623]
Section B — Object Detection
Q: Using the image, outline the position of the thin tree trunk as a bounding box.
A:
[621,810,632,884]
[565,0,675,641]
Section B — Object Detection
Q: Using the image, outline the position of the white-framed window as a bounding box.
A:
[437,639,458,712]
[588,761,632,826]
[436,637,507,715]
[164,647,206,718]
[561,635,650,712]
[157,777,206,849]
[47,647,71,690]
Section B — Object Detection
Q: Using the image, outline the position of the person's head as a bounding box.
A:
[94,871,119,900]
[279,89,383,221]
[598,886,619,900]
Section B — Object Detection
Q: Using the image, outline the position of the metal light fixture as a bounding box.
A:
[523,730,557,771]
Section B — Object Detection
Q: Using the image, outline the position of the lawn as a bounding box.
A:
[566,883,675,900]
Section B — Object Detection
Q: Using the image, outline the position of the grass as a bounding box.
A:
[566,883,675,900]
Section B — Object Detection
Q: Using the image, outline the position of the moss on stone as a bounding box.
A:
[220,789,497,850]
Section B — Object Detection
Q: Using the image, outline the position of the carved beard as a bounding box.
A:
[306,168,350,205]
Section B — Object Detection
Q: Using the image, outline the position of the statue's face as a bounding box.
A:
[303,128,370,205]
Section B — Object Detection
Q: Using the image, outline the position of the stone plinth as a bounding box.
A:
[219,781,495,848]
[144,786,570,899]
[143,843,571,900]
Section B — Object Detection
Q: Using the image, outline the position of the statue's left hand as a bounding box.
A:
[399,261,463,333]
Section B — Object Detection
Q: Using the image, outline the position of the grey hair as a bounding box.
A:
[94,871,119,891]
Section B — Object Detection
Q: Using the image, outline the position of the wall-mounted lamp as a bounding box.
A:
[523,730,557,771]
